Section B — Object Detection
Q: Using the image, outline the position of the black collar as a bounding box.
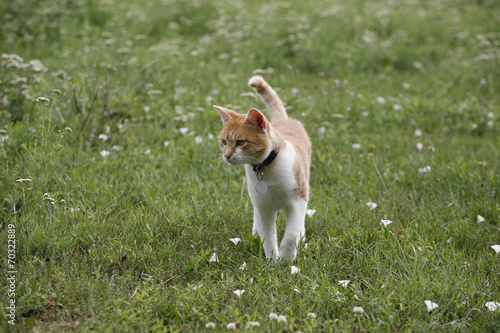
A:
[252,147,279,173]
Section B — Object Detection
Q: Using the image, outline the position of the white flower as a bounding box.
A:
[477,215,485,223]
[229,237,241,245]
[291,266,300,275]
[277,315,287,323]
[246,321,260,328]
[376,96,386,104]
[1,135,9,143]
[352,143,361,149]
[208,133,215,140]
[209,253,218,262]
[418,166,431,174]
[269,313,278,320]
[403,82,410,89]
[380,220,392,227]
[179,127,189,134]
[318,127,326,134]
[98,134,109,141]
[306,312,317,318]
[338,280,350,288]
[36,97,50,103]
[414,129,422,137]
[239,262,247,270]
[306,209,316,217]
[195,136,203,144]
[29,59,47,72]
[144,105,150,112]
[205,322,216,329]
[100,150,110,158]
[353,307,364,314]
[227,322,236,330]
[163,140,170,147]
[485,301,500,311]
[393,104,402,111]
[16,178,32,183]
[487,112,494,119]
[366,202,377,210]
[424,300,439,312]
[491,245,500,253]
[233,289,245,297]
[416,143,423,150]
[144,149,150,155]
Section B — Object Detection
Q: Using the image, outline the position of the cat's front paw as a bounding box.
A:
[278,248,297,263]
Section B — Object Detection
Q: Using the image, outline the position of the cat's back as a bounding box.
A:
[272,117,311,159]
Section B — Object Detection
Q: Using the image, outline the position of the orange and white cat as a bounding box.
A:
[214,76,311,262]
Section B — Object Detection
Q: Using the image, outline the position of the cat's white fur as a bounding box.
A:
[245,142,306,260]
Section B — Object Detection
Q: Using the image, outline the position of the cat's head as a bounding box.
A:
[214,105,275,166]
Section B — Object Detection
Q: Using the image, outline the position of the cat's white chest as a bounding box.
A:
[245,141,298,208]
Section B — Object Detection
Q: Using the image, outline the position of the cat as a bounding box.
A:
[214,75,311,262]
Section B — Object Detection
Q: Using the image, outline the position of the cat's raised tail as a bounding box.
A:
[248,76,287,121]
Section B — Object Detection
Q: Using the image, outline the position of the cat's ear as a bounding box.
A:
[245,108,267,132]
[213,105,232,124]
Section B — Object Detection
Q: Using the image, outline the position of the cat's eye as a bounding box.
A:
[220,139,227,145]
[236,140,246,146]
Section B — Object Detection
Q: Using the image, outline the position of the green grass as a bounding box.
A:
[1,0,500,331]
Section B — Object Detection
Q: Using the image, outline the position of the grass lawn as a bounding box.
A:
[1,0,500,331]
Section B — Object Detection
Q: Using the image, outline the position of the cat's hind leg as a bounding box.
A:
[280,199,307,262]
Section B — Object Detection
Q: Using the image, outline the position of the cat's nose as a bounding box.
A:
[224,154,232,161]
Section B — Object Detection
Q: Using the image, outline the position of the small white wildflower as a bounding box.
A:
[304,243,309,249]
[491,245,500,253]
[144,149,150,155]
[480,78,487,85]
[205,322,216,329]
[403,82,410,89]
[163,140,170,147]
[354,294,360,300]
[418,166,431,174]
[392,104,402,111]
[227,322,236,330]
[477,215,485,223]
[416,143,423,150]
[366,202,377,210]
[1,135,9,143]
[380,220,392,227]
[144,105,150,112]
[179,127,189,134]
[424,300,439,312]
[36,97,50,103]
[306,312,317,318]
[353,307,364,314]
[338,280,350,288]
[485,301,500,311]
[269,313,278,320]
[277,315,287,323]
[306,209,316,217]
[414,129,422,137]
[208,133,215,140]
[209,253,218,262]
[246,321,260,328]
[30,59,47,72]
[362,111,369,117]
[233,289,245,297]
[112,145,121,151]
[229,237,241,245]
[487,112,494,119]
[291,266,300,275]
[318,127,326,134]
[239,262,247,270]
[195,136,203,144]
[487,120,494,128]
[100,150,110,158]
[98,134,109,141]
[16,178,33,183]
[376,96,386,104]
[472,123,478,129]
[352,143,361,149]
